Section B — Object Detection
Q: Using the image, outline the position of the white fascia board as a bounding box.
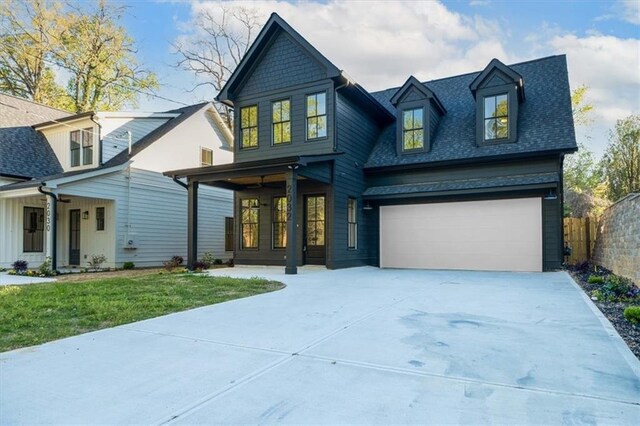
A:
[95,111,180,120]
[0,187,41,199]
[43,162,130,189]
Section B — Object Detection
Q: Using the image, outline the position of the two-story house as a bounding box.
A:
[0,93,234,270]
[165,13,577,274]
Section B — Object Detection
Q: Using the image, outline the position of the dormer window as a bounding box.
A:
[70,129,93,167]
[483,93,509,141]
[402,108,424,151]
[390,76,445,156]
[240,105,258,149]
[470,59,524,146]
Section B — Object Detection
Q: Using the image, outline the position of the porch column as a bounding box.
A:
[285,166,298,275]
[45,195,57,270]
[187,180,198,270]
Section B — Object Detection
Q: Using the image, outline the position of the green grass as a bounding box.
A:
[0,272,284,352]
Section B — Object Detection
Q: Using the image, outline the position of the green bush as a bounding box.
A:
[623,306,640,325]
[201,252,215,269]
[123,262,135,270]
[587,275,604,284]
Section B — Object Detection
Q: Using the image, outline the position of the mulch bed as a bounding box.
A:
[567,265,640,360]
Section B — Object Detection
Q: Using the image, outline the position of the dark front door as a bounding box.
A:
[304,195,326,265]
[69,209,80,265]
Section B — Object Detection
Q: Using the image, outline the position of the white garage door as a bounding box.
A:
[380,198,542,272]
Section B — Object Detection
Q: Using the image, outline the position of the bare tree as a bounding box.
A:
[173,5,262,127]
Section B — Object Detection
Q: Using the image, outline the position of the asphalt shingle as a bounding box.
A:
[365,55,577,168]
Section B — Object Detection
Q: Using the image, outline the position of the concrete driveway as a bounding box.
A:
[1,267,639,424]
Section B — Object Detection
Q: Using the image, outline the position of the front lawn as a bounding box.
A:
[0,272,284,352]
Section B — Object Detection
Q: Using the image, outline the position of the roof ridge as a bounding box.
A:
[372,54,565,95]
[0,91,72,113]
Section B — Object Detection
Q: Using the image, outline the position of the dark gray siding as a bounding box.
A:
[234,81,335,162]
[543,196,562,270]
[239,31,326,97]
[330,92,382,268]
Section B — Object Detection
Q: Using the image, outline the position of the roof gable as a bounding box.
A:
[469,58,525,101]
[217,13,341,105]
[390,76,446,115]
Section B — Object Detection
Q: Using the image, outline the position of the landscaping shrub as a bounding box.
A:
[201,252,215,269]
[171,256,184,265]
[88,254,107,271]
[588,275,604,284]
[11,260,28,274]
[123,262,135,270]
[37,257,56,277]
[193,261,207,271]
[214,258,223,265]
[574,260,590,272]
[623,306,640,325]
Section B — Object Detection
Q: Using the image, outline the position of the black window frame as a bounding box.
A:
[23,206,44,253]
[239,105,258,150]
[272,196,287,249]
[347,198,357,250]
[96,206,105,231]
[401,107,425,152]
[305,92,327,141]
[483,93,509,142]
[240,198,259,250]
[224,217,234,251]
[475,83,518,146]
[70,130,81,167]
[271,99,291,145]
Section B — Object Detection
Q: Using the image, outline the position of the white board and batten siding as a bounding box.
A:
[39,117,99,172]
[380,198,543,272]
[0,196,48,268]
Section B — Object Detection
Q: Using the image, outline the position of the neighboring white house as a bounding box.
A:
[0,93,234,270]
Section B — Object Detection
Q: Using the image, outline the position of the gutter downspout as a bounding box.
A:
[333,74,351,153]
[37,185,57,271]
[90,113,103,166]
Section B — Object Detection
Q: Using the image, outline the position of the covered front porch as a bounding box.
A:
[165,154,340,274]
[0,188,116,270]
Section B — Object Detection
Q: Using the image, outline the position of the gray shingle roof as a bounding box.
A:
[0,93,70,178]
[365,55,577,168]
[363,172,559,198]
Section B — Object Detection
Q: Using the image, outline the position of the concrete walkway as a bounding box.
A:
[1,267,639,424]
[0,272,56,286]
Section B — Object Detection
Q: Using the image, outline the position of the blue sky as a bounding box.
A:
[115,0,640,156]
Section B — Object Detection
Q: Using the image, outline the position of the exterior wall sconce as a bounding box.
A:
[82,211,89,220]
[363,201,373,211]
[543,190,557,200]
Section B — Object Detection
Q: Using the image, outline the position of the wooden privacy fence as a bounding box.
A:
[563,217,597,264]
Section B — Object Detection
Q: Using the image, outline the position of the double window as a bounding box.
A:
[272,196,287,248]
[306,92,327,140]
[483,93,509,141]
[272,100,291,145]
[241,198,259,249]
[70,129,93,167]
[23,207,44,253]
[200,147,213,166]
[347,198,357,249]
[402,108,424,151]
[240,105,258,149]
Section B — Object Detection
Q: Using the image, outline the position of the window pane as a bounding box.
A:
[316,93,326,115]
[484,96,496,118]
[307,94,316,117]
[96,207,105,231]
[272,102,281,122]
[484,118,497,140]
[249,106,257,126]
[413,109,423,129]
[274,123,282,144]
[308,118,318,139]
[316,116,327,138]
[496,117,508,138]
[23,207,44,252]
[496,95,508,117]
[282,100,290,121]
[413,130,424,149]
[241,108,249,128]
[282,121,291,142]
[403,110,413,131]
[241,198,259,249]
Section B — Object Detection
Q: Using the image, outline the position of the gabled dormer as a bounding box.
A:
[470,58,525,146]
[390,76,445,155]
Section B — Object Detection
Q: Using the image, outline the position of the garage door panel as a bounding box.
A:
[380,198,542,272]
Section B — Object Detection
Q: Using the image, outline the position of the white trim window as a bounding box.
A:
[200,147,213,166]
